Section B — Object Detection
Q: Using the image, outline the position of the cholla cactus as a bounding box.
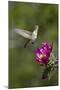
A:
[34,42,58,80]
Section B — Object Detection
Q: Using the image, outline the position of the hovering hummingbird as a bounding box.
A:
[14,25,39,47]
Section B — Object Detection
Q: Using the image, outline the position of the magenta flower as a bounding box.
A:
[35,42,53,65]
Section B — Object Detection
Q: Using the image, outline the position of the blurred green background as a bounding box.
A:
[9,1,58,89]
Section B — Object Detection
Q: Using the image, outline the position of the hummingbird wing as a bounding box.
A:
[31,25,39,41]
[14,28,32,39]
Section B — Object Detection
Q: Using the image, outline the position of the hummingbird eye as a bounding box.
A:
[32,42,34,44]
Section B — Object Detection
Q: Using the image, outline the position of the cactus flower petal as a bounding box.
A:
[35,42,53,65]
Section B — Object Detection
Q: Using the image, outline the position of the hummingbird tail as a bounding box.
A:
[24,39,30,48]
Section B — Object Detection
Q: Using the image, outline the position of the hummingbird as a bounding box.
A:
[14,25,39,47]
